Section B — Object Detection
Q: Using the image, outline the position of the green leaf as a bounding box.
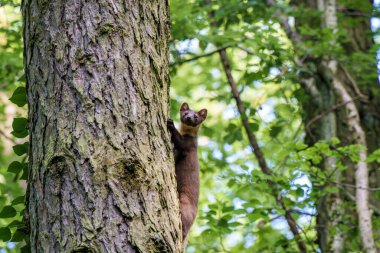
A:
[11,130,28,138]
[8,161,22,173]
[9,87,27,107]
[13,142,29,156]
[276,104,293,118]
[294,142,307,150]
[0,227,11,241]
[7,220,24,228]
[247,211,262,222]
[224,131,236,144]
[270,125,282,138]
[199,40,208,51]
[0,206,17,218]
[366,149,380,163]
[20,163,29,180]
[222,206,234,212]
[227,179,235,188]
[248,122,259,132]
[20,244,31,253]
[228,221,242,227]
[226,123,238,132]
[329,137,340,145]
[325,186,339,194]
[12,229,26,242]
[12,117,28,132]
[11,195,25,206]
[296,188,304,197]
[217,218,229,228]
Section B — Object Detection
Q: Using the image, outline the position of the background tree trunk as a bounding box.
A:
[291,0,380,252]
[22,0,181,252]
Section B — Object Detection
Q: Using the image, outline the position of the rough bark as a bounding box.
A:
[23,0,182,252]
[289,0,380,252]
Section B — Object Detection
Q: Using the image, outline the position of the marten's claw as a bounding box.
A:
[167,119,175,128]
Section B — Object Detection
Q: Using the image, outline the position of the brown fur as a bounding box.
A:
[167,102,207,243]
[179,124,199,137]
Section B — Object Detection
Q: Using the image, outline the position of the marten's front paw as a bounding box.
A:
[167,119,175,130]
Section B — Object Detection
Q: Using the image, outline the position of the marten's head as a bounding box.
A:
[179,102,207,136]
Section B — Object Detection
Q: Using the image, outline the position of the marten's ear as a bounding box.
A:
[180,102,189,111]
[198,109,207,119]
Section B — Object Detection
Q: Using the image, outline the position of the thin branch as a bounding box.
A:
[265,0,302,43]
[218,231,231,253]
[236,45,255,55]
[339,186,380,216]
[337,8,371,18]
[270,215,283,222]
[327,179,380,191]
[297,223,318,253]
[171,46,230,66]
[204,3,307,252]
[222,36,310,253]
[218,49,272,175]
[291,209,317,217]
[305,96,361,140]
[0,128,15,143]
[340,64,369,102]
[310,172,380,191]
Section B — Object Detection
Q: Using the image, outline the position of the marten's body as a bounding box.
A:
[167,103,207,242]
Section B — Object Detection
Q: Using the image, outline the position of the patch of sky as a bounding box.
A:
[269,67,280,77]
[186,246,196,253]
[226,148,252,164]
[210,68,221,78]
[226,231,244,247]
[212,81,221,89]
[233,197,246,209]
[292,173,312,195]
[258,97,276,122]
[222,106,238,120]
[223,143,233,152]
[271,216,292,237]
[175,38,199,54]
[7,243,15,249]
[212,148,223,160]
[244,233,256,248]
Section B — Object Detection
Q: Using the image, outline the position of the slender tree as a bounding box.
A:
[286,0,380,252]
[22,0,182,252]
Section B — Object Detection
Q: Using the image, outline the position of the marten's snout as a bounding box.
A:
[182,111,199,126]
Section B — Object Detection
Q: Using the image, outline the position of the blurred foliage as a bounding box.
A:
[0,0,379,252]
[169,0,380,252]
[0,2,28,252]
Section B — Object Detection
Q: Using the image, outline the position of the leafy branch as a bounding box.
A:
[205,1,308,252]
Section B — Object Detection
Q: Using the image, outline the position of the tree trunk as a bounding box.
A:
[22,0,181,252]
[291,0,380,252]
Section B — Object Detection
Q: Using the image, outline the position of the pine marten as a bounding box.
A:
[167,102,207,243]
